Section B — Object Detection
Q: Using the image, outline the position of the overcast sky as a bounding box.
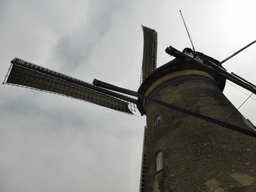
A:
[1,1,256,192]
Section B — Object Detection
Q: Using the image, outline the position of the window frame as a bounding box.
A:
[155,150,163,172]
[154,114,161,128]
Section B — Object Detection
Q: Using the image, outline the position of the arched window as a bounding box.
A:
[154,115,161,128]
[156,151,163,172]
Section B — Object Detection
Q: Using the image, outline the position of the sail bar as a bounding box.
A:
[4,58,135,114]
[165,46,256,94]
[231,72,256,88]
[94,79,256,139]
[140,126,147,192]
[141,26,157,83]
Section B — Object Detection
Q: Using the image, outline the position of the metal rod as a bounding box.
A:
[93,79,139,98]
[224,93,253,123]
[94,78,256,139]
[166,46,256,94]
[231,72,256,88]
[220,40,256,64]
[179,10,196,52]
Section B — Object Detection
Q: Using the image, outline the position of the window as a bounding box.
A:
[156,151,163,172]
[154,115,161,128]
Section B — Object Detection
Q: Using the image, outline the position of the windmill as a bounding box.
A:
[3,24,256,191]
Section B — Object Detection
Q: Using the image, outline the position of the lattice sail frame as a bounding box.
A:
[140,26,158,83]
[4,58,135,114]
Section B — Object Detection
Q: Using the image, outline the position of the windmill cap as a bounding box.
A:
[137,48,226,115]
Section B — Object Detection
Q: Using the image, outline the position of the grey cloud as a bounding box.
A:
[2,97,38,115]
[53,0,128,72]
[54,37,89,73]
[1,96,86,132]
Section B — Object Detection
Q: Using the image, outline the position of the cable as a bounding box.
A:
[224,93,253,123]
[227,81,256,101]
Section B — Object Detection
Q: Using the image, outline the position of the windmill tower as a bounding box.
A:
[3,26,256,191]
[138,46,256,191]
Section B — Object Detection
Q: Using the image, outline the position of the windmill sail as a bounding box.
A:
[4,58,134,114]
[141,26,157,83]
